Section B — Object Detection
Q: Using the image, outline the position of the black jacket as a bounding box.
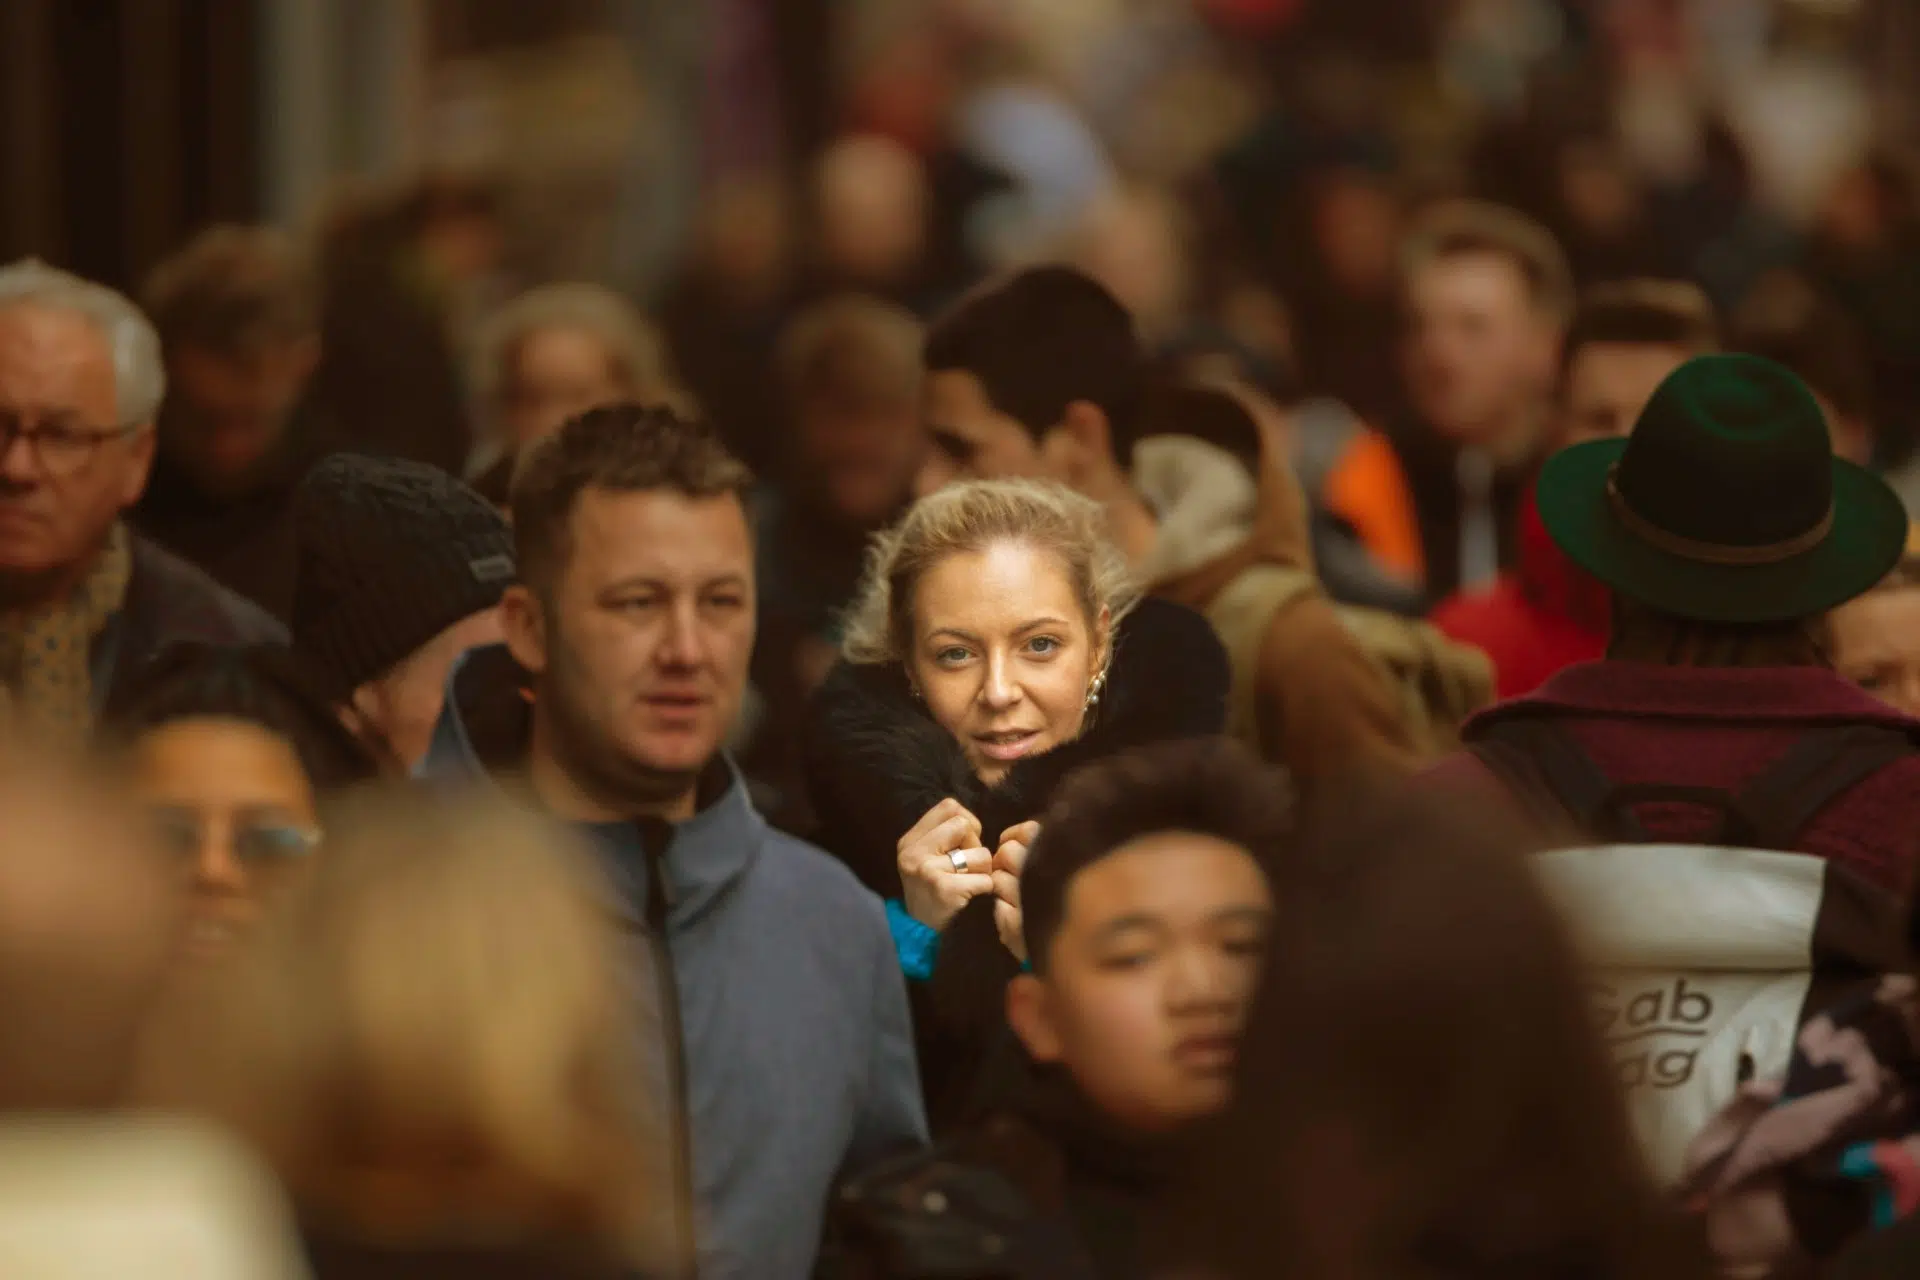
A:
[132,405,343,622]
[90,535,287,712]
[822,1059,1186,1280]
[305,1229,632,1280]
[803,597,1230,1128]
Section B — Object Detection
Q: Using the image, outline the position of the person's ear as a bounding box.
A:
[1053,400,1117,481]
[1006,972,1065,1064]
[119,425,158,508]
[501,584,550,676]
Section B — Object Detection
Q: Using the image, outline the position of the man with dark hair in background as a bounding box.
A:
[917,264,1417,786]
[135,225,339,621]
[421,404,925,1278]
[1390,200,1574,598]
[747,294,926,828]
[1434,279,1721,697]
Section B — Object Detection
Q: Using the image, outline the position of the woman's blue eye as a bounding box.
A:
[937,647,971,665]
[1026,636,1061,656]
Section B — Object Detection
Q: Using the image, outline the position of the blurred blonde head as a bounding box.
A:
[143,785,661,1265]
[470,282,689,477]
[0,741,179,1109]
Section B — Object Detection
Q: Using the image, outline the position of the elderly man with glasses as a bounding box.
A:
[0,259,281,748]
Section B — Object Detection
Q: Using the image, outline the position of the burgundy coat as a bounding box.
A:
[1433,662,1920,895]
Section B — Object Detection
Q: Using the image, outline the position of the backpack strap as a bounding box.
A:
[1726,726,1920,851]
[1469,718,1653,842]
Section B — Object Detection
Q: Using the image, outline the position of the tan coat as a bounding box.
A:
[1136,435,1421,789]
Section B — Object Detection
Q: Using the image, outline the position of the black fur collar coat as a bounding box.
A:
[802,596,1230,1128]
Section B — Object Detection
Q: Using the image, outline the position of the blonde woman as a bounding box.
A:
[805,478,1229,1129]
[139,787,675,1280]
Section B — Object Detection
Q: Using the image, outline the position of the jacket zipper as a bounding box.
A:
[639,819,699,1279]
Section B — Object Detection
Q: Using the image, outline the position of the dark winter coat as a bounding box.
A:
[803,597,1231,1129]
[821,1058,1186,1280]
[90,535,287,714]
[304,1230,632,1280]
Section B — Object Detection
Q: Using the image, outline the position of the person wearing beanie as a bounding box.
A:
[290,454,514,771]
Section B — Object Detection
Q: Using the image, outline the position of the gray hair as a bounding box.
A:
[0,259,167,425]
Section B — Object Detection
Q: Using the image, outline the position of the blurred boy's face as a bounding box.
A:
[797,393,923,529]
[1008,831,1273,1132]
[1402,252,1556,445]
[1561,341,1689,446]
[1832,585,1920,719]
[162,339,318,492]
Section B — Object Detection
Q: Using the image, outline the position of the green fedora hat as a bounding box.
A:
[1536,352,1908,625]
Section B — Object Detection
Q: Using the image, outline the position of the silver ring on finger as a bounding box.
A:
[948,849,970,873]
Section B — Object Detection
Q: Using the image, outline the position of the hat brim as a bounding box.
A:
[1536,438,1910,625]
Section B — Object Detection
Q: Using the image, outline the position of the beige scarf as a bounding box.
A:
[0,525,133,749]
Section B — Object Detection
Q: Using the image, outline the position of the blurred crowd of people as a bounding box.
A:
[6,0,1920,1277]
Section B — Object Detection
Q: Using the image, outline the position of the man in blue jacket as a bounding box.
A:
[421,402,926,1278]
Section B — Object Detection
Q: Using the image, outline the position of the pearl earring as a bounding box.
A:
[1084,668,1107,710]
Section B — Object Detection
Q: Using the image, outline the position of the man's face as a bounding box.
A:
[1010,831,1274,1132]
[1401,253,1554,444]
[0,305,154,591]
[516,488,755,808]
[797,393,923,529]
[1561,341,1689,446]
[161,339,318,491]
[501,327,631,453]
[917,370,1061,496]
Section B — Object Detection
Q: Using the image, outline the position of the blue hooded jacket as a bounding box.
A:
[420,645,926,1278]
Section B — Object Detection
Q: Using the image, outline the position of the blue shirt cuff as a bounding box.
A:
[886,899,941,982]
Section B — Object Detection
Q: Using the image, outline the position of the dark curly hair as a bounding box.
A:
[1021,737,1294,973]
[100,643,380,793]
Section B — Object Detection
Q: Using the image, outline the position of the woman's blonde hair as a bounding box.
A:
[139,786,665,1267]
[840,479,1140,666]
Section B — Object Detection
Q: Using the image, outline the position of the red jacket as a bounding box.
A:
[1434,662,1920,895]
[1431,480,1609,700]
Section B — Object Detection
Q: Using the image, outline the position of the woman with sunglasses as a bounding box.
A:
[101,643,378,962]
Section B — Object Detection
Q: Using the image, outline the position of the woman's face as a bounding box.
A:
[131,718,321,961]
[1832,585,1920,718]
[908,540,1106,786]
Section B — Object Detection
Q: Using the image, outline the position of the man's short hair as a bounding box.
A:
[141,225,317,358]
[1398,200,1576,325]
[1729,273,1873,424]
[1022,738,1293,973]
[778,294,922,413]
[923,264,1147,467]
[1562,279,1720,376]
[510,403,754,598]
